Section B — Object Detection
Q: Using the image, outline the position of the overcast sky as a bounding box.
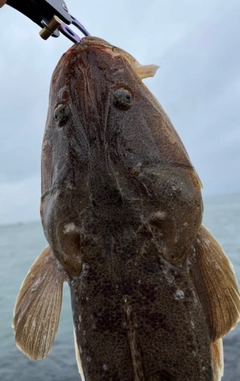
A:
[0,0,239,224]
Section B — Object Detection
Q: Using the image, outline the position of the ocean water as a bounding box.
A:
[0,193,240,381]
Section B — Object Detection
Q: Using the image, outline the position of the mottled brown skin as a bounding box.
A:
[41,37,212,380]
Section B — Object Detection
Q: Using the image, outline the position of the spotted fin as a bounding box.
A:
[192,225,240,341]
[12,246,66,360]
[211,339,224,381]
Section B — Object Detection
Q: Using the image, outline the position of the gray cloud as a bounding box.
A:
[0,0,239,223]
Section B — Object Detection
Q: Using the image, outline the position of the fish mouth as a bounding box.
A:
[65,36,160,80]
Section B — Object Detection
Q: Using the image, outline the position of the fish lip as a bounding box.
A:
[80,36,115,49]
[61,37,118,67]
[74,36,120,58]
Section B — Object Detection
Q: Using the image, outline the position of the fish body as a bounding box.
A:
[13,37,240,381]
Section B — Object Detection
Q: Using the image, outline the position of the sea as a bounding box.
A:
[0,192,240,381]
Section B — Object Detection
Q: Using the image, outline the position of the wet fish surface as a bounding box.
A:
[13,37,240,381]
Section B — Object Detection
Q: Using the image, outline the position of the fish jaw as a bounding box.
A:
[77,36,160,80]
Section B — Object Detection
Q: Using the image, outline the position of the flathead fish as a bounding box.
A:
[13,37,240,381]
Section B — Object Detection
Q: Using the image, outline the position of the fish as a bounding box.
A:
[13,36,240,381]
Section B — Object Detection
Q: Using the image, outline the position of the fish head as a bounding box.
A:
[41,37,203,273]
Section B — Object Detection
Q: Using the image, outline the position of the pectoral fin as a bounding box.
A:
[211,339,223,381]
[192,225,240,341]
[13,246,67,360]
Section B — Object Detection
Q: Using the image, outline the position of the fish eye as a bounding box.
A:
[113,87,133,110]
[53,103,69,126]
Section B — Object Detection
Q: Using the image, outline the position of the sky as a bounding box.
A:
[0,0,239,224]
